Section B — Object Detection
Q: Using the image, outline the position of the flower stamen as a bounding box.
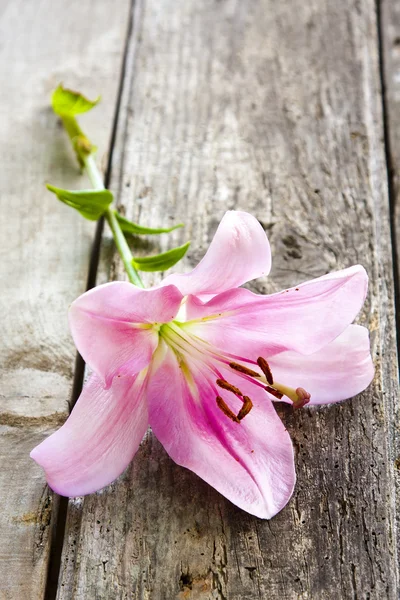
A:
[216,396,240,423]
[257,357,273,385]
[216,378,243,397]
[215,378,254,422]
[265,385,283,400]
[237,396,253,421]
[229,362,261,378]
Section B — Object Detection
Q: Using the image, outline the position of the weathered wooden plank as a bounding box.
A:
[379,0,400,568]
[0,1,131,598]
[58,0,399,598]
[381,2,400,295]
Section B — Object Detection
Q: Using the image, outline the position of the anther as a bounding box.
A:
[257,357,273,385]
[265,385,283,400]
[229,362,261,378]
[216,379,243,397]
[216,396,240,423]
[237,396,253,421]
[293,387,311,409]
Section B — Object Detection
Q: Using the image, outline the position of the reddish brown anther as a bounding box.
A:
[257,357,273,384]
[216,396,240,423]
[265,385,283,400]
[237,396,253,421]
[216,379,243,396]
[229,362,260,378]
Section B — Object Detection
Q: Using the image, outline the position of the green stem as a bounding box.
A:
[61,115,85,142]
[84,154,106,190]
[105,208,144,287]
[60,113,144,287]
[61,115,94,167]
[84,154,144,287]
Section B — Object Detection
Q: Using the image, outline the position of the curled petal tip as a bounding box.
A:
[158,210,272,295]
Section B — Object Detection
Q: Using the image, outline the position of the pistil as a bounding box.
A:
[271,381,311,408]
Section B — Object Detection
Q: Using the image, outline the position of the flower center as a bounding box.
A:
[159,321,311,423]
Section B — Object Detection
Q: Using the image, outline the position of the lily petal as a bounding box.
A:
[69,282,183,385]
[183,265,368,357]
[147,341,295,519]
[30,372,148,496]
[160,211,271,296]
[268,325,374,405]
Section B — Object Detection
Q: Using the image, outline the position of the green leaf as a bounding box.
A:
[116,213,184,236]
[132,241,190,272]
[47,184,113,221]
[51,84,100,117]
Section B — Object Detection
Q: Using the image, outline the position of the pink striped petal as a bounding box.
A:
[147,342,295,519]
[69,282,183,385]
[267,325,374,405]
[30,372,148,496]
[183,265,368,357]
[160,211,271,296]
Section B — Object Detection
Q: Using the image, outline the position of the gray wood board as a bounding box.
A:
[379,0,400,572]
[381,0,400,291]
[58,0,399,598]
[0,0,130,598]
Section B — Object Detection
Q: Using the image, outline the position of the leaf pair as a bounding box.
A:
[49,85,189,273]
[47,185,189,272]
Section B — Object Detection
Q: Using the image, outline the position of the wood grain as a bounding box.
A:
[0,0,130,597]
[379,0,400,570]
[58,0,399,598]
[381,2,400,303]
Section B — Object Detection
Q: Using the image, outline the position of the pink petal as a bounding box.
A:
[147,342,295,519]
[267,325,374,405]
[183,265,368,357]
[30,372,148,496]
[160,211,271,296]
[69,282,183,385]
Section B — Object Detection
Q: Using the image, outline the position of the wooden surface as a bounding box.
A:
[2,0,399,598]
[382,0,400,308]
[0,0,130,598]
[55,1,399,599]
[379,0,400,571]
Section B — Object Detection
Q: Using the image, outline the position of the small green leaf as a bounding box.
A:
[116,213,184,235]
[132,241,190,272]
[47,184,113,221]
[51,84,100,117]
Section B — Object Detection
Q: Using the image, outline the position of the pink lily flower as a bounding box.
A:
[31,211,374,518]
